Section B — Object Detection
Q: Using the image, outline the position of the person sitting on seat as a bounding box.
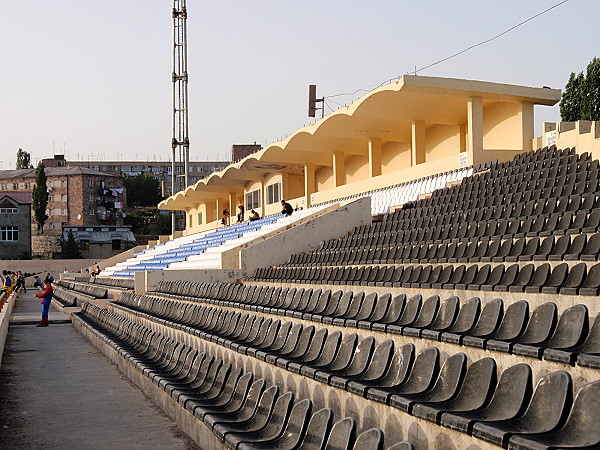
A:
[221,208,230,226]
[249,209,260,221]
[281,200,293,216]
[237,205,245,223]
[33,275,43,289]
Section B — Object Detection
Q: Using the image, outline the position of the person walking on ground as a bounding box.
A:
[35,278,54,327]
[16,271,26,293]
[281,200,293,216]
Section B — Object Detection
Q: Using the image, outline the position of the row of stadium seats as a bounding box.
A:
[109,290,600,449]
[75,303,414,450]
[254,262,600,295]
[143,284,600,368]
[288,233,600,266]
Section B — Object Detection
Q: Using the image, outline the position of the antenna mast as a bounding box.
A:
[171,0,190,232]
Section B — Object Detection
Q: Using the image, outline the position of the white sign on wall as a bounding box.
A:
[458,153,468,165]
[546,130,558,147]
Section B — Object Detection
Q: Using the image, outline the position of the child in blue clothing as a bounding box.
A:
[35,278,54,327]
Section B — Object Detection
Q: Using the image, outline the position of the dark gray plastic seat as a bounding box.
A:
[457,298,503,347]
[488,302,556,354]
[412,357,496,424]
[523,263,551,293]
[438,297,480,343]
[441,363,532,434]
[420,296,460,340]
[471,371,572,447]
[468,300,528,350]
[385,442,415,450]
[540,263,569,294]
[301,333,357,379]
[347,343,414,397]
[581,233,600,261]
[294,408,333,450]
[577,263,600,296]
[223,391,295,448]
[559,262,588,294]
[492,264,519,292]
[366,346,439,405]
[371,294,406,332]
[322,417,356,450]
[204,380,268,431]
[315,336,375,385]
[516,304,587,360]
[386,295,422,335]
[351,428,383,450]
[508,264,535,292]
[389,352,467,413]
[402,295,440,337]
[507,380,600,450]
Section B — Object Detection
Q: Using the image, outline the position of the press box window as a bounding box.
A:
[266,182,282,205]
[245,189,261,210]
[0,226,18,241]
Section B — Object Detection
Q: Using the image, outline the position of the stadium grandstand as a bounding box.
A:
[5,74,600,449]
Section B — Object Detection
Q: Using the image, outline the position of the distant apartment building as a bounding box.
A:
[0,192,32,259]
[232,143,262,163]
[0,166,126,235]
[63,157,229,197]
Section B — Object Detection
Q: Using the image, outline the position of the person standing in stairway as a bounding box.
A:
[35,278,53,327]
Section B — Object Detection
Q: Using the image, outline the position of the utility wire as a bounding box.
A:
[324,0,570,101]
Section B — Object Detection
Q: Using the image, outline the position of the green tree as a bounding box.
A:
[123,174,162,207]
[61,229,83,259]
[560,72,584,121]
[16,148,33,169]
[560,57,600,121]
[32,161,49,234]
[149,211,172,235]
[583,57,600,121]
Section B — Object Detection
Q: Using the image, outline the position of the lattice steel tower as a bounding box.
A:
[172,0,190,196]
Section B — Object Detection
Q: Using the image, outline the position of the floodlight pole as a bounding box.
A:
[172,0,190,233]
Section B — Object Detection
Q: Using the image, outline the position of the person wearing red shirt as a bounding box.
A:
[35,279,54,327]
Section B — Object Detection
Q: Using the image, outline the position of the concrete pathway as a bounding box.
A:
[0,291,200,449]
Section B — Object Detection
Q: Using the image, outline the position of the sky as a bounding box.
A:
[0,1,598,169]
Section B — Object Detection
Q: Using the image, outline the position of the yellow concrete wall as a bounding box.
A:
[539,121,600,161]
[285,173,305,204]
[381,141,411,175]
[425,124,461,162]
[315,166,334,192]
[483,102,524,150]
[345,154,370,184]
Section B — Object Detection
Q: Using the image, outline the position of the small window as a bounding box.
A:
[0,226,18,241]
[61,208,67,216]
[112,239,121,251]
[61,194,67,201]
[12,183,17,190]
[0,208,17,214]
[89,209,95,216]
[266,182,282,205]
[24,182,31,189]
[0,184,6,190]
[197,212,202,225]
[245,189,261,210]
[88,180,95,188]
[89,193,95,202]
[62,180,67,188]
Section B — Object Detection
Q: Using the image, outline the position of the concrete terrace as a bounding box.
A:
[0,290,199,449]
